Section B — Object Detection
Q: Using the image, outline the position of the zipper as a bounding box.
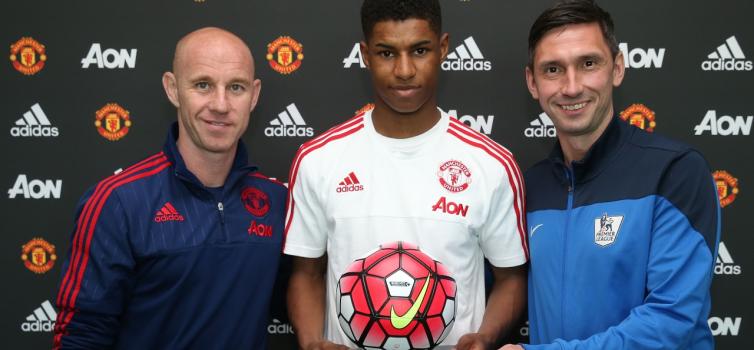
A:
[561,166,575,337]
[217,202,225,225]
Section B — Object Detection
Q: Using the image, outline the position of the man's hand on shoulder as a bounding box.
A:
[304,339,351,350]
[455,332,493,350]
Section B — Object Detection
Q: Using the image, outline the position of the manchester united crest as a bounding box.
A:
[437,160,472,193]
[242,186,270,217]
[95,103,132,141]
[21,238,57,274]
[619,103,656,132]
[713,170,739,208]
[594,213,624,247]
[266,36,303,74]
[10,37,47,75]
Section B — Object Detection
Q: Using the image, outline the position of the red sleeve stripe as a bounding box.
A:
[54,154,170,346]
[249,172,287,188]
[284,115,364,218]
[56,152,166,307]
[301,113,365,151]
[449,118,515,158]
[448,119,527,221]
[446,124,529,259]
[448,122,528,253]
[449,120,527,217]
[283,119,365,246]
[55,159,171,346]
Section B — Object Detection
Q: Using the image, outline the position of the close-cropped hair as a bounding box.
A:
[528,0,619,67]
[361,0,442,41]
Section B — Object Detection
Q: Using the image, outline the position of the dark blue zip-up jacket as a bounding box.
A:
[54,123,287,349]
[524,117,720,349]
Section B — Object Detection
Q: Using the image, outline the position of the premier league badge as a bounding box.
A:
[594,213,624,247]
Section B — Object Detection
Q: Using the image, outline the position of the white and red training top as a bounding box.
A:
[284,108,528,346]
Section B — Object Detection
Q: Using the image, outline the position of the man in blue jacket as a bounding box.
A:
[53,27,287,349]
[502,1,720,349]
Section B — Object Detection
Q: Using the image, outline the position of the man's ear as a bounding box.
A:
[439,33,449,61]
[612,51,626,87]
[162,72,180,108]
[249,79,262,112]
[360,41,370,69]
[525,66,540,100]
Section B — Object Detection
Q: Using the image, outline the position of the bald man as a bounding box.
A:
[53,27,287,349]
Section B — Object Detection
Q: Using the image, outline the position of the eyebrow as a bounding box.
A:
[537,53,604,68]
[375,39,433,50]
[188,75,252,86]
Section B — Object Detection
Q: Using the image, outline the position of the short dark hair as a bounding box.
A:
[361,0,442,42]
[528,0,619,67]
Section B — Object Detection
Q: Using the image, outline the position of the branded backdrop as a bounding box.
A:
[1,0,751,348]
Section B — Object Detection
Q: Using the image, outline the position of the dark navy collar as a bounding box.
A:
[548,116,632,184]
[162,122,258,190]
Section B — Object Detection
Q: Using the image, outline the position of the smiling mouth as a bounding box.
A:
[205,120,230,127]
[559,102,587,111]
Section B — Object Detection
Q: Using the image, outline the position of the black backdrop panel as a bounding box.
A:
[1,0,751,348]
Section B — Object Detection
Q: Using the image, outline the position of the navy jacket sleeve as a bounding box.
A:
[524,150,720,350]
[53,188,135,349]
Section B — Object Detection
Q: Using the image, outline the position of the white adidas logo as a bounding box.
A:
[10,103,59,137]
[264,103,314,137]
[702,36,753,71]
[21,300,56,332]
[442,36,491,71]
[715,241,741,275]
[524,113,556,138]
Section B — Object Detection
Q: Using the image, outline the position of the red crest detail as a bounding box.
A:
[437,160,472,193]
[242,187,270,217]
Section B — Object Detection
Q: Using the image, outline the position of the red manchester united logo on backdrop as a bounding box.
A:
[10,37,47,75]
[437,160,472,193]
[95,103,132,141]
[713,170,739,208]
[242,186,270,217]
[619,103,656,132]
[21,238,56,274]
[266,36,303,74]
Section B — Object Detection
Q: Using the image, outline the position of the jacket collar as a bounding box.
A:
[548,116,631,184]
[162,122,257,191]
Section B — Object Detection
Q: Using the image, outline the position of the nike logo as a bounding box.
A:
[530,224,543,237]
[390,275,431,329]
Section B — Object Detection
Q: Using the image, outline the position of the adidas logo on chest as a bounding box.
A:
[154,202,185,222]
[336,171,364,193]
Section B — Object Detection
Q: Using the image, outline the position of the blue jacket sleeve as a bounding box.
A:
[54,188,135,349]
[524,150,720,350]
